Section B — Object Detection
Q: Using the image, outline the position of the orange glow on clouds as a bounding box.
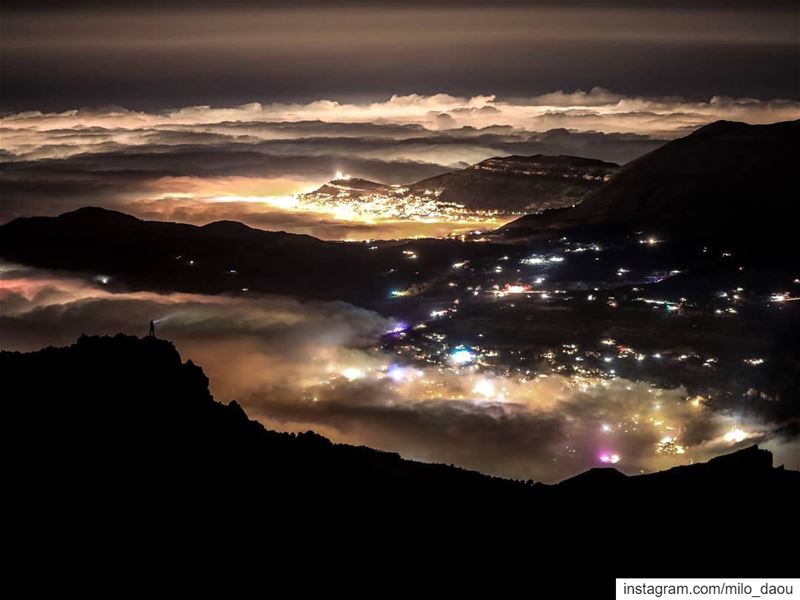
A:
[131,176,509,240]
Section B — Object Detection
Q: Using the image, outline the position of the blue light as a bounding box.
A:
[388,321,408,334]
[449,346,475,366]
[387,365,406,382]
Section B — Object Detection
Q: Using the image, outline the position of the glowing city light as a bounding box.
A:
[341,368,365,381]
[504,284,530,294]
[472,379,495,398]
[723,428,749,443]
[388,322,408,334]
[386,365,420,383]
[599,453,621,464]
[522,256,546,265]
[449,347,475,366]
[656,436,686,455]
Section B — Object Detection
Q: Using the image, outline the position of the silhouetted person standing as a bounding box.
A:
[149,320,156,337]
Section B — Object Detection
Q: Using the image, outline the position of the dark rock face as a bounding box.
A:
[409,155,619,213]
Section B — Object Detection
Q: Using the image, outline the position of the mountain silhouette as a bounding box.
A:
[501,120,798,251]
[0,206,520,303]
[4,334,797,574]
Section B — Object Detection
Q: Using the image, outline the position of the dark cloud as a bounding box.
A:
[2,3,797,111]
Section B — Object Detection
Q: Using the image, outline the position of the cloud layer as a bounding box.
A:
[3,266,796,482]
[2,90,797,239]
[5,89,798,147]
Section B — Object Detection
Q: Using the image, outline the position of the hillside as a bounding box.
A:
[410,154,619,213]
[306,177,392,199]
[502,120,798,245]
[299,154,620,214]
[0,206,523,304]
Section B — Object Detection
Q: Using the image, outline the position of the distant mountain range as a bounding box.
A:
[304,154,619,214]
[2,120,796,302]
[501,120,798,247]
[304,119,797,236]
[0,206,526,303]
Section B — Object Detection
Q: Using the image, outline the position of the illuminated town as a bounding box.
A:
[264,230,798,473]
[294,175,509,234]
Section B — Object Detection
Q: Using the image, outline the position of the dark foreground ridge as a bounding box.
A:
[4,334,798,574]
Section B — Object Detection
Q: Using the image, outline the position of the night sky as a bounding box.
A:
[2,0,797,111]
